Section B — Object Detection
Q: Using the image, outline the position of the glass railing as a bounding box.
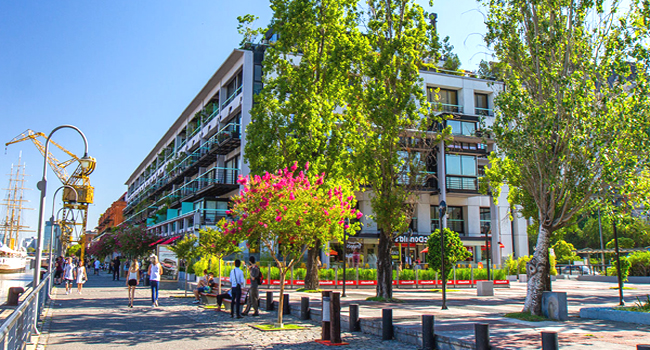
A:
[475,107,493,116]
[221,85,243,109]
[433,103,464,114]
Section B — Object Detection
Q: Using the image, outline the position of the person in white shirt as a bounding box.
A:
[94,259,100,275]
[63,257,76,295]
[229,259,245,318]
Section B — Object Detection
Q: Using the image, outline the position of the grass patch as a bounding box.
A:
[615,295,650,313]
[615,306,650,313]
[365,296,403,303]
[251,324,306,331]
[504,312,550,322]
[295,288,322,293]
[429,289,461,293]
[609,286,636,290]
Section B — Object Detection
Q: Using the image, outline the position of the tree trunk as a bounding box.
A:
[376,230,393,300]
[277,265,287,327]
[523,225,552,315]
[304,242,321,290]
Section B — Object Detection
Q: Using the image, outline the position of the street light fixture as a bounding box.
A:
[439,200,447,310]
[48,185,77,296]
[612,197,625,306]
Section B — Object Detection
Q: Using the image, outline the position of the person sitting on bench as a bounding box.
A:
[193,270,214,304]
[216,288,232,309]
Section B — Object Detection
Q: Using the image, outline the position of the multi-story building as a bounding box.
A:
[96,193,127,235]
[123,44,528,267]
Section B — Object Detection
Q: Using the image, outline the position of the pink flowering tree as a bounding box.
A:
[227,162,362,327]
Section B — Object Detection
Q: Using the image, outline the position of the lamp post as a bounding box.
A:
[612,197,625,306]
[439,200,447,310]
[485,228,491,281]
[33,125,91,331]
[48,185,77,295]
[342,231,347,297]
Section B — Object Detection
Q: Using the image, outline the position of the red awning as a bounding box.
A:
[149,237,166,247]
[161,236,182,245]
[329,250,338,256]
[421,247,429,253]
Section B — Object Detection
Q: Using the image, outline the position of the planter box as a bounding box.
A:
[581,307,650,325]
[507,275,517,282]
[518,274,528,283]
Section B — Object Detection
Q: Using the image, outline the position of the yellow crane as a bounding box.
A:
[5,130,96,258]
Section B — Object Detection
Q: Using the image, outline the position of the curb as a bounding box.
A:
[580,307,650,325]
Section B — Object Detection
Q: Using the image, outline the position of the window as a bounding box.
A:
[480,208,491,234]
[474,93,491,116]
[224,155,239,184]
[428,87,461,113]
[447,120,476,136]
[430,205,440,231]
[445,155,477,176]
[448,206,464,234]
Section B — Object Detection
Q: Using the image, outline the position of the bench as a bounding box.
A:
[198,287,250,313]
[222,287,249,313]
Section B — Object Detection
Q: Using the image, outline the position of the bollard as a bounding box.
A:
[382,308,393,340]
[475,323,490,350]
[349,304,360,332]
[422,315,435,350]
[7,287,24,306]
[322,291,331,341]
[283,293,290,315]
[266,291,274,311]
[541,331,558,350]
[638,346,650,350]
[330,292,342,344]
[300,296,310,320]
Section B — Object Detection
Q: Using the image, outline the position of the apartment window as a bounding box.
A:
[428,87,461,113]
[448,206,464,234]
[480,207,491,234]
[475,93,491,116]
[447,120,476,136]
[445,155,477,176]
[430,205,440,231]
[224,155,239,184]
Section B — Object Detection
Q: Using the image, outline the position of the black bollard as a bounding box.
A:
[637,346,650,350]
[422,315,435,350]
[322,291,331,341]
[283,293,290,315]
[330,292,342,344]
[382,308,393,341]
[300,296,310,320]
[266,291,274,311]
[475,323,490,350]
[349,304,360,332]
[7,287,24,306]
[541,332,559,350]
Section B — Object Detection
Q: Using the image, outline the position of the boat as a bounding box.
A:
[0,155,31,273]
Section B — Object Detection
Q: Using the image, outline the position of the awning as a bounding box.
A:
[149,237,166,247]
[161,236,182,245]
[421,247,429,253]
[329,250,338,256]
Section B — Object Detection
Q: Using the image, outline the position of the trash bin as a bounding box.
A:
[7,287,25,306]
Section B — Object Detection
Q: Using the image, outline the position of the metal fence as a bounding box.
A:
[0,273,51,350]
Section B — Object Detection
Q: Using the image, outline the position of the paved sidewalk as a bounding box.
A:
[39,271,420,350]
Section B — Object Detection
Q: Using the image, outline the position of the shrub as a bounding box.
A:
[504,255,518,275]
[358,268,377,280]
[318,268,335,280]
[607,256,631,281]
[517,256,532,275]
[627,251,650,277]
[399,269,415,280]
[293,268,306,280]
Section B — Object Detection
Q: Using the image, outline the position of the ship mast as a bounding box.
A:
[0,154,33,249]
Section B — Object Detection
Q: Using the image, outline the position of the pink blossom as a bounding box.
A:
[315,177,323,185]
[289,192,296,200]
[305,162,310,170]
[254,175,261,183]
[338,220,344,225]
[275,215,282,222]
[344,224,350,229]
[226,210,231,215]
[243,213,248,219]
[258,221,265,227]
[347,196,353,201]
[296,219,301,226]
[290,162,298,172]
[356,211,363,219]
[324,209,329,216]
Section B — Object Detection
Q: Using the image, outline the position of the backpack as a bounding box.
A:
[256,267,263,284]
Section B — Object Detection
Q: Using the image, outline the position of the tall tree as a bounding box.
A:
[244,0,364,290]
[481,0,650,315]
[350,0,440,300]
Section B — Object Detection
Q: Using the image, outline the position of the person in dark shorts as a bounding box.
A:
[126,259,140,308]
[54,257,64,285]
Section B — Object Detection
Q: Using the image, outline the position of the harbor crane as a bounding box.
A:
[6,130,96,257]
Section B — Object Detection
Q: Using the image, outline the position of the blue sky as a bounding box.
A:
[0,0,490,241]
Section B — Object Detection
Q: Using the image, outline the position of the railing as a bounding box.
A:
[433,103,464,114]
[221,85,243,109]
[0,274,51,350]
[475,107,493,116]
[198,208,229,226]
[446,176,478,191]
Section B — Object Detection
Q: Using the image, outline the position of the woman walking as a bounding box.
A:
[63,257,75,295]
[126,259,140,308]
[76,260,88,294]
[148,255,161,307]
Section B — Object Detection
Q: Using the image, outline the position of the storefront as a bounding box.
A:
[394,234,429,267]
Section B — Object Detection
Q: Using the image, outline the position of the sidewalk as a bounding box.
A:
[38,271,421,350]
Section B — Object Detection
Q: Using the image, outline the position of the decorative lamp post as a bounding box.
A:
[48,185,77,295]
[439,200,447,310]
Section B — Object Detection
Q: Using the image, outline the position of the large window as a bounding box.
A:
[447,120,476,136]
[428,87,461,113]
[430,205,464,234]
[475,93,492,116]
[430,205,440,231]
[480,207,491,234]
[445,154,477,176]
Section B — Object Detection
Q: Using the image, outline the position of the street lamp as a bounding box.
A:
[48,185,77,295]
[33,125,90,331]
[612,197,625,306]
[439,200,447,310]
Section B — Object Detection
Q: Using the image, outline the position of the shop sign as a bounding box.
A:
[319,280,335,286]
[359,280,377,285]
[346,241,362,249]
[398,280,416,285]
[394,235,429,244]
[336,280,357,286]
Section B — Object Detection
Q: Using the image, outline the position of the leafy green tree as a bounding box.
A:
[243,0,362,290]
[114,225,158,259]
[605,237,635,250]
[351,0,441,300]
[426,228,471,274]
[439,36,461,72]
[227,164,361,327]
[168,234,199,296]
[551,240,578,264]
[198,219,243,295]
[66,244,81,257]
[481,0,650,315]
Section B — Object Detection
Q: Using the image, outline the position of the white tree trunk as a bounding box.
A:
[522,224,551,315]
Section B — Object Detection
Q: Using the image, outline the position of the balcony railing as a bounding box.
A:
[221,85,243,109]
[446,176,478,191]
[198,209,229,226]
[475,107,493,116]
[434,103,464,114]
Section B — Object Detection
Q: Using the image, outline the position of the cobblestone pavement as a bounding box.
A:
[39,272,418,350]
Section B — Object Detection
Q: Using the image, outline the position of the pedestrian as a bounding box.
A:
[229,259,245,318]
[76,260,87,294]
[127,258,140,308]
[148,255,162,307]
[94,259,100,275]
[113,257,121,281]
[242,256,260,316]
[63,257,75,295]
[54,257,64,285]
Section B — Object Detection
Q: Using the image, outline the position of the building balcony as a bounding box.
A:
[221,85,242,110]
[446,176,479,193]
[475,107,493,117]
[434,103,464,114]
[196,208,229,226]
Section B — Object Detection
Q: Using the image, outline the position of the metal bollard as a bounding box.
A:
[637,346,650,350]
[422,315,435,350]
[349,304,360,332]
[382,308,393,340]
[266,291,274,311]
[475,323,490,350]
[283,293,290,315]
[7,287,24,306]
[322,291,331,341]
[541,331,559,350]
[300,296,310,320]
[330,292,342,344]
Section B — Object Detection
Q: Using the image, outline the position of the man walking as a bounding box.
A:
[242,256,260,316]
[229,259,245,319]
[113,257,121,281]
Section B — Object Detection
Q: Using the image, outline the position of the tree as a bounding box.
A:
[197,220,243,295]
[243,0,363,290]
[426,228,472,274]
[605,237,635,250]
[87,231,117,260]
[481,0,650,315]
[67,244,81,257]
[227,163,361,327]
[168,234,199,297]
[551,240,578,264]
[351,0,441,300]
[114,225,159,259]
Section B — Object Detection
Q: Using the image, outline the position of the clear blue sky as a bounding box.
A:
[0,0,490,241]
